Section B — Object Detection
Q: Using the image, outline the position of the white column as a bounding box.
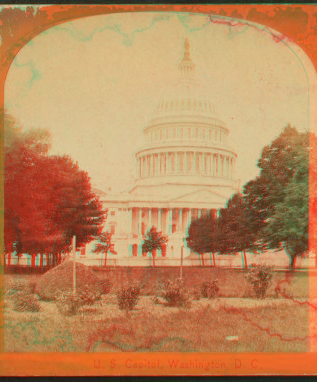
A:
[149,154,153,176]
[178,208,182,231]
[229,158,232,179]
[147,155,150,177]
[128,208,133,235]
[148,208,152,229]
[168,208,173,234]
[217,154,221,177]
[198,209,201,218]
[158,208,162,231]
[138,208,142,236]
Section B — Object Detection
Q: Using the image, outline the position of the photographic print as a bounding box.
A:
[1,4,317,376]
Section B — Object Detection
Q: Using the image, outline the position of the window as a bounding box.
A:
[110,224,115,234]
[110,211,115,216]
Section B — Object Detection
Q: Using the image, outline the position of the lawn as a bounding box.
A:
[4,293,309,352]
[3,268,310,352]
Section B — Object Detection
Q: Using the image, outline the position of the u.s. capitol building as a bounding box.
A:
[87,39,238,265]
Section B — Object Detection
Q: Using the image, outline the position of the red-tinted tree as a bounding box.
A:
[4,112,106,265]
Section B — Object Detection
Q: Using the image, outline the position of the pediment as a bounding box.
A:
[168,188,227,203]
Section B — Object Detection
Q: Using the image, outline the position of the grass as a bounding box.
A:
[3,269,310,352]
[4,294,309,352]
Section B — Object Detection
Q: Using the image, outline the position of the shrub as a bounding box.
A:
[116,282,141,312]
[55,291,84,316]
[79,285,101,306]
[55,286,101,316]
[99,279,112,295]
[12,292,40,312]
[201,280,219,299]
[36,261,102,301]
[245,263,274,298]
[6,279,35,299]
[160,278,191,308]
[191,288,201,301]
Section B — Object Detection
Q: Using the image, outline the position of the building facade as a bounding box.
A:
[87,39,239,265]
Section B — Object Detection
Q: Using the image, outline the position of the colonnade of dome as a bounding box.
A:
[134,38,237,186]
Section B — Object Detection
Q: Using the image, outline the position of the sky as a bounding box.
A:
[4,12,312,192]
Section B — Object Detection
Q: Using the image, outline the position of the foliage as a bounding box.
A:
[93,232,115,266]
[55,291,84,316]
[12,293,41,313]
[36,260,102,301]
[245,264,274,298]
[201,280,220,299]
[9,279,40,312]
[55,286,101,316]
[99,279,112,295]
[186,212,220,266]
[116,282,141,312]
[142,226,168,254]
[159,278,191,308]
[243,125,312,269]
[4,111,106,259]
[218,193,260,254]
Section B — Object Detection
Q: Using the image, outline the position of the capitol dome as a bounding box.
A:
[132,39,237,198]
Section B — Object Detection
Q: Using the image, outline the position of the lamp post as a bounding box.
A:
[172,227,185,279]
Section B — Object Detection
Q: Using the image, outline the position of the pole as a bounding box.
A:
[72,235,76,295]
[180,246,183,279]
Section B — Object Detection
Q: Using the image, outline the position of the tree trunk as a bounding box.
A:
[241,251,247,269]
[283,242,297,271]
[152,250,157,267]
[104,251,107,267]
[213,252,216,267]
[40,254,43,267]
[201,254,205,267]
[290,254,297,270]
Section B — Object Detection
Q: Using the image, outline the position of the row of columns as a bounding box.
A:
[147,126,226,144]
[129,207,217,237]
[137,152,235,179]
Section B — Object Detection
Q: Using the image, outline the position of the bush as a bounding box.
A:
[245,264,273,298]
[55,291,84,316]
[116,282,141,312]
[6,279,36,299]
[36,261,102,301]
[99,279,112,295]
[201,280,219,299]
[55,286,101,316]
[191,288,201,301]
[12,292,40,312]
[160,279,191,308]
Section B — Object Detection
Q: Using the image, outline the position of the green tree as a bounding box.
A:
[243,125,311,270]
[142,226,168,266]
[218,193,260,269]
[93,232,115,266]
[186,212,219,266]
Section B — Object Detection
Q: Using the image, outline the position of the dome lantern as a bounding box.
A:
[178,38,195,81]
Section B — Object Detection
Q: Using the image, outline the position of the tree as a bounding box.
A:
[93,232,116,266]
[142,226,168,266]
[218,193,260,269]
[186,212,219,266]
[4,112,107,265]
[243,125,311,270]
